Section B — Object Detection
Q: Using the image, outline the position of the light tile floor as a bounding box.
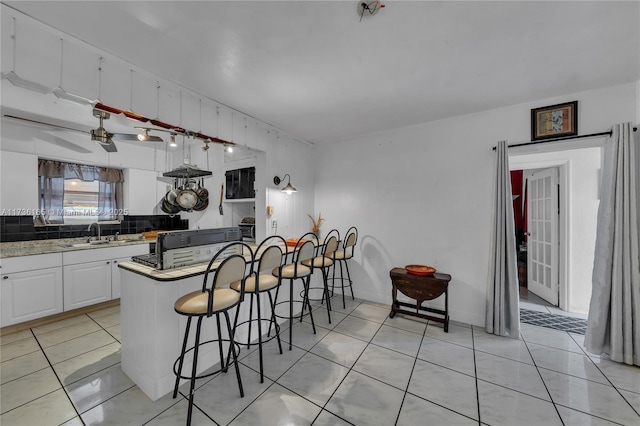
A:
[1,298,639,425]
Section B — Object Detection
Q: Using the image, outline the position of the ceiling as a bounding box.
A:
[3,1,639,145]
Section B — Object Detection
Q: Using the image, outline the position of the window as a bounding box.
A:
[63,179,100,224]
[37,159,125,225]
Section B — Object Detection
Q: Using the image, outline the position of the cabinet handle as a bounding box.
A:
[113,260,118,264]
[106,261,111,264]
[3,276,8,279]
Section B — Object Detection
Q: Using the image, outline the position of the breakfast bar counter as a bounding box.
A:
[117,241,302,401]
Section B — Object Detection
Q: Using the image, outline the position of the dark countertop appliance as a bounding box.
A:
[131,227,241,270]
[238,217,255,242]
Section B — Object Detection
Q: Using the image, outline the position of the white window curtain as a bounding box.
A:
[585,123,640,366]
[486,140,520,337]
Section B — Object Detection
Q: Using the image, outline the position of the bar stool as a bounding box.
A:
[329,226,358,309]
[231,235,286,383]
[172,241,251,426]
[271,234,316,350]
[301,229,339,324]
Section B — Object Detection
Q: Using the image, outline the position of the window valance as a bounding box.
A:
[38,159,124,183]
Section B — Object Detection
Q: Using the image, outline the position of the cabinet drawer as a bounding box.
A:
[63,243,149,265]
[1,253,63,274]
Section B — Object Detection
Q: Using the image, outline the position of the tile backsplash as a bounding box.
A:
[0,215,188,242]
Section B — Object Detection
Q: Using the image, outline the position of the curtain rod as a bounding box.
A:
[491,131,621,151]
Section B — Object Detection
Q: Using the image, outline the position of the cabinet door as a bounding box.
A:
[1,267,63,327]
[110,257,131,300]
[63,260,112,311]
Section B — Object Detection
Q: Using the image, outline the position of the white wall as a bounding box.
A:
[315,82,638,327]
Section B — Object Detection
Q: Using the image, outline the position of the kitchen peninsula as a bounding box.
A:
[118,228,278,401]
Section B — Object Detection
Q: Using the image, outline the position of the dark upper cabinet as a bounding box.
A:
[225,167,255,199]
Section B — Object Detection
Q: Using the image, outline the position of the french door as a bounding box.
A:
[527,168,559,305]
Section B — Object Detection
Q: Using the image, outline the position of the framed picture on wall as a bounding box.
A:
[531,101,578,141]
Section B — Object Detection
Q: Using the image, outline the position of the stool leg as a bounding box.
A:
[186,316,204,426]
[256,291,265,383]
[224,310,244,397]
[345,259,355,300]
[267,290,283,354]
[247,293,255,349]
[321,268,332,324]
[339,260,346,308]
[173,316,193,399]
[288,279,293,350]
[304,276,316,334]
[216,314,227,373]
[268,282,281,337]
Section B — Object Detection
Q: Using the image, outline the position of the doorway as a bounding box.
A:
[509,144,603,315]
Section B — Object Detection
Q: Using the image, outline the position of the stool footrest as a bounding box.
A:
[233,318,281,347]
[173,339,242,382]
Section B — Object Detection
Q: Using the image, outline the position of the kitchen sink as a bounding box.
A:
[59,240,128,248]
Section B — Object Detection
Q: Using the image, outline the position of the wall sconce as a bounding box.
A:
[273,174,297,194]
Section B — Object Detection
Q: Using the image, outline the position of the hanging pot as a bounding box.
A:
[167,181,181,207]
[161,195,181,214]
[196,182,209,200]
[176,188,198,210]
[193,197,209,212]
[184,179,199,191]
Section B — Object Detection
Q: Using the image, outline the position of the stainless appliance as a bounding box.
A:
[131,227,241,270]
[238,217,255,241]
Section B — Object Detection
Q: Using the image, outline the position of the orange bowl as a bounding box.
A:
[285,238,308,247]
[405,264,436,276]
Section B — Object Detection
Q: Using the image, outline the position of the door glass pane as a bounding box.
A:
[532,241,537,261]
[545,266,551,289]
[538,264,544,285]
[545,242,551,265]
[545,176,551,197]
[538,200,543,218]
[532,261,538,280]
[545,199,551,220]
[545,222,551,242]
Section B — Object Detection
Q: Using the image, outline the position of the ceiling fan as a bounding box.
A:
[3,107,163,153]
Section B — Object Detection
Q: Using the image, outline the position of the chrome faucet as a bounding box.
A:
[87,222,101,241]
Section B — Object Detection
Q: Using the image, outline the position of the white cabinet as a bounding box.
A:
[63,243,149,307]
[63,260,112,311]
[110,257,131,299]
[1,253,63,327]
[0,243,149,326]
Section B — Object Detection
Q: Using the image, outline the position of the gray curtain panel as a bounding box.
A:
[486,140,520,337]
[585,123,640,366]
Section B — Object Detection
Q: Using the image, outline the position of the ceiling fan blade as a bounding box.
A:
[46,134,93,154]
[3,114,89,135]
[99,139,118,153]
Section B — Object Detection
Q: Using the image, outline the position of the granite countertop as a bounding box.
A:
[118,243,261,282]
[0,235,152,259]
[117,242,305,282]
